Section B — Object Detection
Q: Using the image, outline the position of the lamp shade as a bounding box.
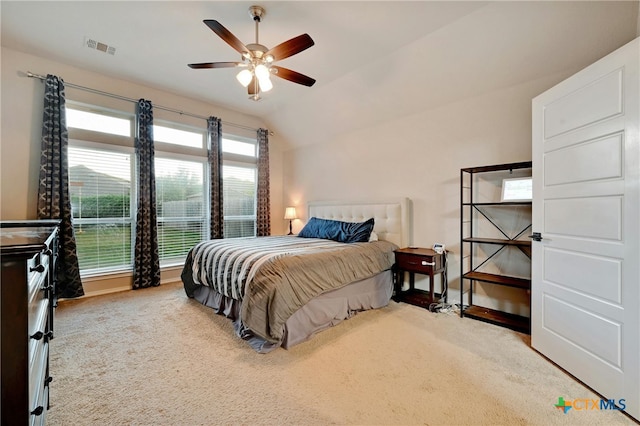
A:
[259,76,273,92]
[236,69,253,87]
[254,64,270,80]
[284,207,297,220]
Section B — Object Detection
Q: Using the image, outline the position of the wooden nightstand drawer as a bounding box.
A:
[396,253,441,274]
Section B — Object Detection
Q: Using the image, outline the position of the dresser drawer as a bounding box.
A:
[28,297,49,364]
[396,253,441,273]
[27,251,50,300]
[30,385,49,426]
[29,341,48,424]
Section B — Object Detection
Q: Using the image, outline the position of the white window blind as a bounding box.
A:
[155,157,207,265]
[68,146,133,273]
[223,164,256,238]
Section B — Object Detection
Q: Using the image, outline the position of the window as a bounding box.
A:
[222,138,256,157]
[66,108,131,137]
[155,157,207,265]
[68,146,134,273]
[68,106,210,272]
[66,104,259,274]
[223,164,256,237]
[154,124,204,149]
[222,135,258,238]
[152,121,208,265]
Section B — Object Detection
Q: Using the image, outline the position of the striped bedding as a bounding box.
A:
[190,236,346,300]
[185,235,397,343]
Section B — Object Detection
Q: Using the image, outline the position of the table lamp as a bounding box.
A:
[284,207,297,235]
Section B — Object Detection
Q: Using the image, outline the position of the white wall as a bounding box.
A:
[283,70,579,314]
[281,0,640,313]
[1,47,285,295]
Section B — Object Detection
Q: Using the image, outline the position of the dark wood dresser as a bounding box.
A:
[1,220,60,426]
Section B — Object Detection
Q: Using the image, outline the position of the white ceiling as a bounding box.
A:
[2,1,638,149]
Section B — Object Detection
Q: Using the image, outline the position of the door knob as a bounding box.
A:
[529,232,543,242]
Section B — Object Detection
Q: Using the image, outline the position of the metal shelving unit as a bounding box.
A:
[460,161,532,334]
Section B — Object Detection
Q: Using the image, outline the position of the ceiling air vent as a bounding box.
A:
[84,37,116,55]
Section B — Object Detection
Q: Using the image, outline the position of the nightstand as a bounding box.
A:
[393,247,447,309]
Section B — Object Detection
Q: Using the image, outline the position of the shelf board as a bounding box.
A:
[394,288,442,309]
[462,237,531,247]
[462,202,532,206]
[463,305,530,334]
[461,161,532,174]
[462,271,530,289]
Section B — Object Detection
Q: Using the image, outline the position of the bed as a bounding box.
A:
[181,198,412,353]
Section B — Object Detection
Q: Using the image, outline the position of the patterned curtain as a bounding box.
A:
[256,128,271,236]
[207,117,224,239]
[37,75,84,298]
[133,99,160,289]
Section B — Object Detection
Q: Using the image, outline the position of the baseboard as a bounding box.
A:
[82,284,131,298]
[78,267,184,299]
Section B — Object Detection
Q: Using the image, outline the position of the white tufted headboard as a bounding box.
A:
[307,198,412,248]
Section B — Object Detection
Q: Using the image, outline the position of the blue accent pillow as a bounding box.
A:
[298,217,375,243]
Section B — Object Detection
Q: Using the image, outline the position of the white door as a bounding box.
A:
[532,37,639,420]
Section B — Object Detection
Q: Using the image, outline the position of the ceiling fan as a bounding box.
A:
[188,5,316,101]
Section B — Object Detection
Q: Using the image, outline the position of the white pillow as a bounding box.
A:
[368,231,379,242]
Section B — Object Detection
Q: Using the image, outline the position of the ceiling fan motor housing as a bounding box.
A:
[246,43,268,59]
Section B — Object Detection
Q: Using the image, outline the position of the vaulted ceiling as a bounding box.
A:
[2,1,638,149]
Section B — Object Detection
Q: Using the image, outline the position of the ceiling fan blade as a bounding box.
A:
[248,76,260,95]
[204,20,250,56]
[265,34,314,61]
[271,66,316,87]
[188,62,243,69]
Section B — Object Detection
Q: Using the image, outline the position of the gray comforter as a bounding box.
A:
[185,236,397,342]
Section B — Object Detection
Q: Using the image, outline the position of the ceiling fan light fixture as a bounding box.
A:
[258,75,273,92]
[236,69,253,87]
[188,5,315,101]
[254,64,270,80]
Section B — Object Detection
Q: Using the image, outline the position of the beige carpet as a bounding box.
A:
[48,281,636,426]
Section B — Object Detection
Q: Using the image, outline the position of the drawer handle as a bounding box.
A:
[30,264,45,273]
[30,331,45,340]
[45,376,53,386]
[421,261,435,266]
[30,331,52,341]
[31,406,44,416]
[44,249,53,256]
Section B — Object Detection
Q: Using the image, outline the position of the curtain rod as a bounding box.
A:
[26,71,270,135]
